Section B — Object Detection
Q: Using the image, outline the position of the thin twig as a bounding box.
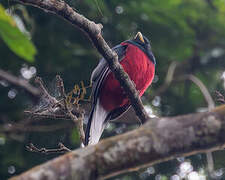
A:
[77,112,85,143]
[180,74,215,110]
[35,77,57,105]
[215,91,225,104]
[150,61,177,99]
[26,143,71,154]
[67,110,85,144]
[55,75,85,144]
[24,111,71,120]
[24,76,85,145]
[56,75,69,111]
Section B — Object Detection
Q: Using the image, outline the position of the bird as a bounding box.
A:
[84,32,156,146]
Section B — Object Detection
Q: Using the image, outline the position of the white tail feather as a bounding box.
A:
[89,99,108,145]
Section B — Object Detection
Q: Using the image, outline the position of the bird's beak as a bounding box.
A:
[134,32,145,43]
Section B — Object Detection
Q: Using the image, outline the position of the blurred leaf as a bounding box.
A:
[70,127,80,146]
[0,4,36,62]
[161,175,168,180]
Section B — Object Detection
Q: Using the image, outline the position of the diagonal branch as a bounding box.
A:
[0,69,41,99]
[15,0,149,123]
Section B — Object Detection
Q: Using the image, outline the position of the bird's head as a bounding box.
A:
[127,32,156,65]
[134,32,151,49]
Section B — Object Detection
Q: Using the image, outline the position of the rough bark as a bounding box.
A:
[10,105,225,180]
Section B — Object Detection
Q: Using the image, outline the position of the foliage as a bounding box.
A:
[0,4,36,62]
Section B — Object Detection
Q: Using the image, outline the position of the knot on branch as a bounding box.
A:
[87,21,102,36]
[201,115,221,136]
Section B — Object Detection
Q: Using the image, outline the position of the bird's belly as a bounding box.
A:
[99,46,155,111]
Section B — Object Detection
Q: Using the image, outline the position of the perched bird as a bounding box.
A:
[84,32,156,146]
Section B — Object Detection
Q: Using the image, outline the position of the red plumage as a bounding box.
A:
[100,42,155,111]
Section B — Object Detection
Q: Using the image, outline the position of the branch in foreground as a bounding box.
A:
[0,69,40,100]
[16,0,149,123]
[10,105,225,180]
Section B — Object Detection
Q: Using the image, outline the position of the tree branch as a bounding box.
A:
[24,76,86,144]
[0,69,41,100]
[26,143,71,154]
[181,74,215,110]
[10,105,225,180]
[56,75,85,144]
[15,0,149,123]
[0,121,74,133]
[215,91,225,104]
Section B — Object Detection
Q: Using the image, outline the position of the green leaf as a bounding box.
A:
[0,5,37,62]
[70,127,80,145]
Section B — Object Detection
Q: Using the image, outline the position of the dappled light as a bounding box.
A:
[8,89,17,99]
[20,65,36,80]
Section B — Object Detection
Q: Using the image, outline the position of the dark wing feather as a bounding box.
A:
[90,44,128,105]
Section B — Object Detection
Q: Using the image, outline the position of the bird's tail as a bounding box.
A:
[84,99,108,146]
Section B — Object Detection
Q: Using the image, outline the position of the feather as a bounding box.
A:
[85,99,108,145]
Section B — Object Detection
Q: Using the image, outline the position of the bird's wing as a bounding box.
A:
[84,44,128,146]
[91,44,127,83]
[90,44,128,105]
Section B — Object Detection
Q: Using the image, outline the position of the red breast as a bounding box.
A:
[99,42,155,111]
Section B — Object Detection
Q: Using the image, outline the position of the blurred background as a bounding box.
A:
[0,0,225,179]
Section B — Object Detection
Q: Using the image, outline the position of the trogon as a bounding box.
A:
[84,32,156,146]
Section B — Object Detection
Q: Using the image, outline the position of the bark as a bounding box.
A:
[10,105,225,180]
